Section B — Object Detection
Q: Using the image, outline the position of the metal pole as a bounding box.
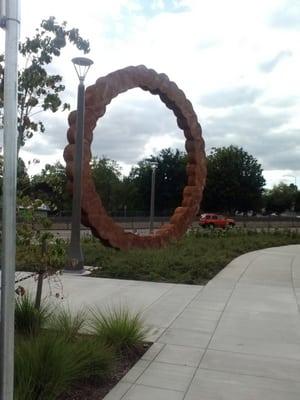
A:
[149,165,156,233]
[0,1,20,399]
[0,0,6,27]
[66,80,85,271]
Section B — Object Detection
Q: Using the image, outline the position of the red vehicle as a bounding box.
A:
[199,213,235,229]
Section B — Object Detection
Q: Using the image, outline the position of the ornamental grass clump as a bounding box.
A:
[48,307,87,342]
[72,338,115,382]
[14,332,115,400]
[15,294,51,336]
[15,334,81,400]
[14,297,148,398]
[89,306,148,354]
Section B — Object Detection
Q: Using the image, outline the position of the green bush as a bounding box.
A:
[14,334,114,400]
[15,294,51,336]
[49,307,86,342]
[15,335,76,400]
[14,304,148,399]
[89,306,148,353]
[72,337,115,382]
[14,300,148,398]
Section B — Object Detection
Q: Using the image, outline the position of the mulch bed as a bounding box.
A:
[59,343,152,400]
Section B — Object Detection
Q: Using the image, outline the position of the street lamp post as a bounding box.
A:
[66,57,93,272]
[149,163,157,233]
[0,1,20,398]
[283,174,297,213]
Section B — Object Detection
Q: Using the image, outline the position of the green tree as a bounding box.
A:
[295,191,300,213]
[16,196,66,309]
[30,157,126,215]
[0,16,90,152]
[202,146,265,213]
[0,156,30,199]
[264,183,298,214]
[91,157,123,214]
[128,148,187,215]
[117,176,139,216]
[30,162,71,214]
[17,158,31,196]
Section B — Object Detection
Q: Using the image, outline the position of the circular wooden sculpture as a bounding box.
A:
[64,65,206,250]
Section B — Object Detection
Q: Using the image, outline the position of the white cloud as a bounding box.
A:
[0,0,299,188]
[142,133,184,159]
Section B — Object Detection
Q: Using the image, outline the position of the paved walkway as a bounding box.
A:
[103,245,300,399]
[21,245,300,399]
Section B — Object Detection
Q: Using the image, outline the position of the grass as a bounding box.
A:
[49,307,87,342]
[89,306,148,354]
[13,227,300,398]
[19,227,300,285]
[86,228,300,284]
[15,334,81,400]
[14,300,146,399]
[14,334,115,400]
[15,294,51,336]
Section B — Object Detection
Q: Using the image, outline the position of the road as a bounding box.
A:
[48,223,300,241]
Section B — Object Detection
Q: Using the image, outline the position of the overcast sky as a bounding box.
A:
[1,0,300,188]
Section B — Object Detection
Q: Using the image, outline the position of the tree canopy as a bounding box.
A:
[24,146,270,216]
[202,146,265,213]
[30,162,71,213]
[91,157,124,214]
[21,144,300,218]
[0,16,90,152]
[263,183,298,214]
[0,156,30,200]
[127,148,187,215]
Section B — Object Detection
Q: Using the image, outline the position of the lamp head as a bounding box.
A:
[72,57,93,82]
[149,161,158,170]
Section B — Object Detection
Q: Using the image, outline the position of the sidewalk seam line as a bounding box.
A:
[182,252,261,398]
[119,285,203,399]
[197,365,300,384]
[291,255,300,313]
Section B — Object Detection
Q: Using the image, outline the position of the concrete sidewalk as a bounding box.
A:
[103,245,300,400]
[19,244,300,399]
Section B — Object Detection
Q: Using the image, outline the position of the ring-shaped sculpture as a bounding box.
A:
[63,65,207,250]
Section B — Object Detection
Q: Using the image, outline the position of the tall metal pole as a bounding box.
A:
[149,164,156,233]
[0,0,6,24]
[66,80,85,271]
[0,1,20,399]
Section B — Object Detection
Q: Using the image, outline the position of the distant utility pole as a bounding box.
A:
[149,162,157,233]
[0,1,20,400]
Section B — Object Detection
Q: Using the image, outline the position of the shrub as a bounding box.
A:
[14,334,115,400]
[15,334,80,400]
[89,306,148,353]
[72,337,115,382]
[15,294,51,336]
[49,307,86,342]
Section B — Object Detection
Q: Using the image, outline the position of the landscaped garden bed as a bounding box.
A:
[85,228,300,284]
[12,227,300,398]
[14,296,149,400]
[16,228,300,285]
[58,344,150,400]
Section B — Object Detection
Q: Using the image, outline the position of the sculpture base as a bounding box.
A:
[62,266,94,276]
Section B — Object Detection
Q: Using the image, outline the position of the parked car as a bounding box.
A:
[199,213,236,229]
